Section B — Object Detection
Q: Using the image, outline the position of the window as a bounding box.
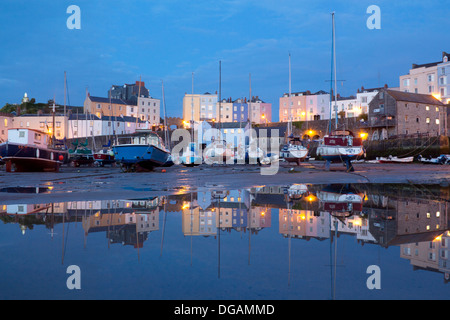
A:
[426,106,429,111]
[403,79,410,87]
[428,74,435,82]
[436,119,440,125]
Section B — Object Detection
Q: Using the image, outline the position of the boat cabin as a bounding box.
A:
[324,130,363,147]
[117,129,164,148]
[7,128,50,146]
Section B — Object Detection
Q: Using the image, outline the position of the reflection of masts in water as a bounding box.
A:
[330,219,338,300]
[190,192,193,266]
[287,197,292,286]
[218,196,221,279]
[160,197,167,257]
[136,213,140,263]
[61,203,70,265]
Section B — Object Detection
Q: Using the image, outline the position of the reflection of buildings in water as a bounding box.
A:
[279,209,329,240]
[365,187,450,281]
[278,209,376,243]
[400,232,450,282]
[368,196,449,247]
[1,199,160,248]
[181,189,270,236]
[80,199,160,248]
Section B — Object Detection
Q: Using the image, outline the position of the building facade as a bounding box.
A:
[398,52,450,96]
[109,81,150,104]
[367,89,447,140]
[279,90,330,122]
[437,52,450,104]
[183,92,218,122]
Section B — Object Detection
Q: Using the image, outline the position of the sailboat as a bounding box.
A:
[316,13,364,172]
[281,54,309,165]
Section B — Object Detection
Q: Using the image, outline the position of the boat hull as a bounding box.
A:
[113,144,170,170]
[317,145,364,162]
[0,142,67,172]
[94,153,116,166]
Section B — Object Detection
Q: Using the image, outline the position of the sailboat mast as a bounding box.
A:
[219,61,222,136]
[191,72,194,140]
[64,71,67,140]
[249,73,252,131]
[329,13,335,134]
[333,13,338,130]
[162,80,170,151]
[288,53,292,137]
[136,76,141,128]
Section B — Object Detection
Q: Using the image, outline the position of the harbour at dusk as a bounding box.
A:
[1,0,449,308]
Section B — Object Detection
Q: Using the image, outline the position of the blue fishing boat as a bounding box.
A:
[112,130,170,172]
[0,128,68,172]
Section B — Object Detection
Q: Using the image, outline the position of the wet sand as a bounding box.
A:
[0,161,449,204]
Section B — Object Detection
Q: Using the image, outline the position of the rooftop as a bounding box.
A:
[386,90,445,105]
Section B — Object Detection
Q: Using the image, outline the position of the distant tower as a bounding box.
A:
[22,92,29,103]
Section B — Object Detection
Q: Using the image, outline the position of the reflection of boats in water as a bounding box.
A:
[317,184,364,218]
[287,184,309,200]
[0,128,68,172]
[113,130,170,172]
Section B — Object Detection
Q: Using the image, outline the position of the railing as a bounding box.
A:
[360,119,396,128]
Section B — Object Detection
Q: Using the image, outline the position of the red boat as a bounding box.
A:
[94,149,115,167]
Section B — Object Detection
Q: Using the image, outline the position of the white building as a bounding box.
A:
[128,96,160,127]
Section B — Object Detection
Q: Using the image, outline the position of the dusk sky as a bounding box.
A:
[1,0,449,121]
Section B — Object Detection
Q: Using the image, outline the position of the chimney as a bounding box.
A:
[384,84,388,88]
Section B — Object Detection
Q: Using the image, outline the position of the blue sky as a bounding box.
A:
[0,0,449,120]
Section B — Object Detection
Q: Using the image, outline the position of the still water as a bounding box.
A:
[0,183,449,300]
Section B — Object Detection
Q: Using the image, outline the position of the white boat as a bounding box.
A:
[281,137,309,165]
[418,154,450,165]
[377,155,413,163]
[316,130,365,171]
